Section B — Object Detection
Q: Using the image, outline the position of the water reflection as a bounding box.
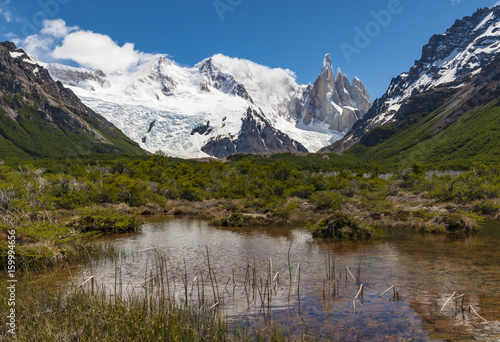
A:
[82,217,499,341]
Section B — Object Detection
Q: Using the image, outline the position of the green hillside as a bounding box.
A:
[0,105,144,159]
[344,99,500,169]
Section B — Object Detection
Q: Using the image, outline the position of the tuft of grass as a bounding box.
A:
[68,207,142,234]
[309,213,372,239]
[0,222,117,272]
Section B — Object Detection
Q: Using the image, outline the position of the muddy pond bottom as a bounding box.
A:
[80,218,500,341]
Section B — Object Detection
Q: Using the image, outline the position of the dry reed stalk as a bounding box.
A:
[293,263,301,294]
[354,284,364,301]
[297,263,301,295]
[206,246,217,304]
[183,259,188,306]
[346,266,356,281]
[287,239,293,297]
[440,292,457,311]
[469,305,488,322]
[80,244,94,294]
[63,275,95,299]
[379,285,395,297]
[65,261,74,287]
[356,263,361,286]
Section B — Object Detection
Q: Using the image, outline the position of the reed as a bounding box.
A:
[0,245,314,341]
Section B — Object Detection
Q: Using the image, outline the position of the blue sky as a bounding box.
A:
[1,0,499,98]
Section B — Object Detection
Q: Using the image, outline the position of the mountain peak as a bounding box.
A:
[299,54,372,133]
[323,53,332,68]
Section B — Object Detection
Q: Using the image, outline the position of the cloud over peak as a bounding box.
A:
[52,30,144,73]
[21,19,153,74]
[41,19,78,38]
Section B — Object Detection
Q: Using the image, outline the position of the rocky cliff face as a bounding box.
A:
[201,108,308,158]
[300,54,372,133]
[198,58,253,102]
[0,42,143,158]
[322,6,500,153]
[45,64,109,91]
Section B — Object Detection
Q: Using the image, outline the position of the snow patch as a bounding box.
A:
[9,51,24,59]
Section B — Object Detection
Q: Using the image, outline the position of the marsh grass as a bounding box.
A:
[0,254,314,341]
[0,207,137,272]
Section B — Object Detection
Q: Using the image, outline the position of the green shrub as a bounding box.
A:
[267,201,299,224]
[433,213,482,233]
[472,200,500,216]
[309,213,372,239]
[68,208,142,234]
[310,191,344,211]
[284,184,316,199]
[212,213,270,227]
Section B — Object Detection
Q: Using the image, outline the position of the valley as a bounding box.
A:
[0,3,499,341]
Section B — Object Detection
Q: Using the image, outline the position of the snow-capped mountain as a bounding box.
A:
[46,53,371,158]
[323,6,500,153]
[299,54,371,133]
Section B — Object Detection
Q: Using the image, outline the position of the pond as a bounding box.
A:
[79,217,500,341]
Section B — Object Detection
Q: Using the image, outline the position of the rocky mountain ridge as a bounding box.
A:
[0,42,143,158]
[322,6,500,154]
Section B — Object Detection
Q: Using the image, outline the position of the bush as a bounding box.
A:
[285,184,316,199]
[212,213,270,227]
[309,213,372,239]
[433,213,481,233]
[68,208,142,234]
[472,200,500,216]
[310,191,344,211]
[267,201,299,224]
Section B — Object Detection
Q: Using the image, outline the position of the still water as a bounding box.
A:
[83,218,500,341]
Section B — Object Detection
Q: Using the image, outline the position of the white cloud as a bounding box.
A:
[0,8,13,22]
[451,0,462,5]
[52,31,144,73]
[41,19,78,38]
[18,19,153,74]
[22,34,54,56]
[3,32,19,45]
[0,1,21,23]
[3,31,17,39]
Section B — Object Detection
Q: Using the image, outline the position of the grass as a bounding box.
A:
[0,102,144,160]
[0,208,135,272]
[67,207,142,234]
[0,246,315,341]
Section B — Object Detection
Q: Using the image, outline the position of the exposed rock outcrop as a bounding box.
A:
[300,54,372,133]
